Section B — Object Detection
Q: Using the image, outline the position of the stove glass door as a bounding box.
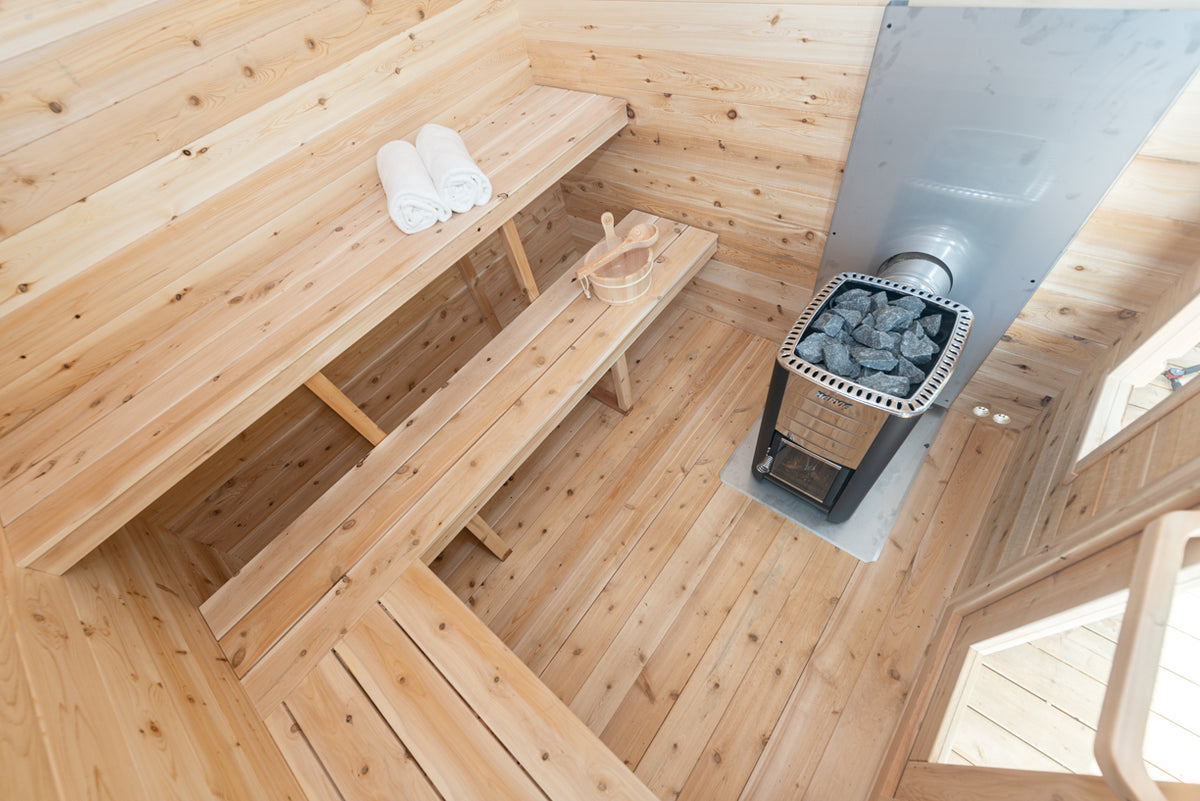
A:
[767,432,850,507]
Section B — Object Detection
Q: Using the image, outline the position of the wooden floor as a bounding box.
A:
[135,233,1017,801]
[427,306,1016,801]
[944,580,1200,784]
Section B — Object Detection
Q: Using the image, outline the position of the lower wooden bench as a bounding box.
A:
[200,210,713,800]
[201,212,716,712]
[273,560,657,801]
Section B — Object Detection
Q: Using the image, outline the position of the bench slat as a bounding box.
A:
[336,605,550,801]
[3,86,627,573]
[238,217,716,714]
[286,651,444,801]
[381,560,659,801]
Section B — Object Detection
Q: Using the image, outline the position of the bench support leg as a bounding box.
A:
[589,354,636,414]
[610,354,634,412]
[457,255,503,334]
[499,218,540,302]
[306,370,508,560]
[305,372,387,446]
[464,515,513,561]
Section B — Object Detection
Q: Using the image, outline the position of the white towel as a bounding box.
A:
[376,140,451,234]
[415,123,492,213]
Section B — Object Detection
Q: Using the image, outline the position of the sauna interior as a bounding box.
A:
[2,2,1199,800]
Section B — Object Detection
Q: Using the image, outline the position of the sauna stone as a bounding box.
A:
[919,314,942,337]
[851,346,899,371]
[900,325,938,364]
[892,295,927,315]
[792,283,950,398]
[814,312,845,336]
[794,332,830,362]
[874,305,918,332]
[852,324,898,350]
[896,356,927,384]
[822,341,858,376]
[859,371,910,396]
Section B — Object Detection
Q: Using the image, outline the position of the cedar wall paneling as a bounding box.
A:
[1,1,537,798]
[518,0,1200,427]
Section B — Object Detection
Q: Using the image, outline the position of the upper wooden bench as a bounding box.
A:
[0,85,626,574]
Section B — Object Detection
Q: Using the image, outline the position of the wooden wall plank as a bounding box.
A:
[1140,73,1200,162]
[1,0,336,157]
[529,39,867,118]
[1101,157,1200,225]
[0,0,480,238]
[1092,429,1154,518]
[520,1,883,67]
[0,0,160,61]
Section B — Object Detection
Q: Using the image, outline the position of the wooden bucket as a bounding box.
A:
[580,239,654,304]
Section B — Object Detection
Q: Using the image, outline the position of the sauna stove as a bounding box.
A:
[752,269,971,523]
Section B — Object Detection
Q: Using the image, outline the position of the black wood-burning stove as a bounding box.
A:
[753,272,971,522]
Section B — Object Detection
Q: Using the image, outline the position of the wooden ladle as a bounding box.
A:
[576,223,660,296]
[601,211,618,250]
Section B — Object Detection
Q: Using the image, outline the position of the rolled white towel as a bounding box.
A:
[415,123,492,213]
[376,140,451,234]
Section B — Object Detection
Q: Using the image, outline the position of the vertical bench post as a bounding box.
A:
[610,354,634,413]
[499,218,540,301]
[457,255,504,334]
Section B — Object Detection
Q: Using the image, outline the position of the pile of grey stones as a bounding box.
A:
[793,286,945,398]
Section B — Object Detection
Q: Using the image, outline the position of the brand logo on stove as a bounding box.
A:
[814,390,852,409]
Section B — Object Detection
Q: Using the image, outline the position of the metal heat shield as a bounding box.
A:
[817,6,1200,405]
